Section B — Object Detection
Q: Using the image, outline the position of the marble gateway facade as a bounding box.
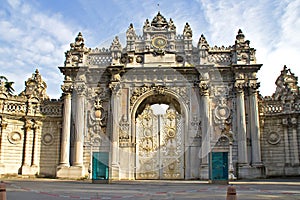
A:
[0,12,299,180]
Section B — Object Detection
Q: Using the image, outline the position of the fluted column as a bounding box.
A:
[199,76,210,179]
[282,118,290,165]
[291,117,299,166]
[200,83,210,165]
[249,84,262,165]
[21,119,33,175]
[235,82,248,166]
[59,91,72,167]
[0,118,7,171]
[31,121,41,167]
[111,91,120,166]
[73,83,86,167]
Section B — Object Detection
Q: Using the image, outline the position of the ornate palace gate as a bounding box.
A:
[136,104,184,179]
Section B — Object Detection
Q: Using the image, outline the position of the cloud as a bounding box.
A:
[0,0,80,98]
[0,0,299,99]
[199,0,300,96]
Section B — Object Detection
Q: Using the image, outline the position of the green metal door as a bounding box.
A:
[92,152,109,180]
[209,152,228,181]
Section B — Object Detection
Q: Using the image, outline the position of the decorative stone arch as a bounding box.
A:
[130,87,191,179]
[130,87,190,143]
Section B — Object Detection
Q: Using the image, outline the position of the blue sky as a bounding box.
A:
[0,0,299,98]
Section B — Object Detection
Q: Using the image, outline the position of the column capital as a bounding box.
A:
[234,81,246,93]
[199,80,209,96]
[24,119,33,131]
[248,81,260,94]
[282,118,289,126]
[74,82,86,96]
[61,81,73,94]
[0,117,7,130]
[291,116,298,128]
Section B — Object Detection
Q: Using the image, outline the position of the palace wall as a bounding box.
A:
[0,71,62,177]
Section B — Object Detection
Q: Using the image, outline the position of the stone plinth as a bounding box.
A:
[56,166,85,179]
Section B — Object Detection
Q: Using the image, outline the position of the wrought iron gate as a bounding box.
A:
[136,105,184,179]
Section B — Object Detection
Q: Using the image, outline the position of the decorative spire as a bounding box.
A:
[273,65,299,100]
[183,22,192,38]
[168,18,176,30]
[110,36,122,51]
[70,32,88,51]
[198,34,209,49]
[20,69,49,100]
[126,23,136,39]
[236,29,245,41]
[151,11,168,28]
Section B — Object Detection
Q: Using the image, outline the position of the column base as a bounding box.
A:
[21,164,38,176]
[0,163,5,175]
[111,164,120,180]
[199,164,209,180]
[238,164,265,179]
[56,165,85,179]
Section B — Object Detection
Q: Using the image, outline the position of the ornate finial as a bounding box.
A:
[236,29,245,41]
[151,11,168,28]
[183,22,192,37]
[198,34,209,49]
[168,18,176,30]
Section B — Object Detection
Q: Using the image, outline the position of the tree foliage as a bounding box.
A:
[0,76,15,95]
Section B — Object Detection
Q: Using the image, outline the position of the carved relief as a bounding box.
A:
[7,131,22,144]
[267,132,281,145]
[214,97,231,131]
[119,115,130,147]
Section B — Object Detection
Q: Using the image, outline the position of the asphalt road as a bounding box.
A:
[2,178,300,200]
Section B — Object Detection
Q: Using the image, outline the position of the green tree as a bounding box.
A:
[0,76,15,95]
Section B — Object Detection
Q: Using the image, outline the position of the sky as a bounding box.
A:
[0,0,299,99]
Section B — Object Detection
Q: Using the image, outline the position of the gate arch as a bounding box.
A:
[130,88,189,179]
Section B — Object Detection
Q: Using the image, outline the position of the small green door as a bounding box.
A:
[92,152,109,180]
[209,152,228,181]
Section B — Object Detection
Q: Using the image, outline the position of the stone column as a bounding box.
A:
[0,118,7,173]
[110,82,121,180]
[291,117,299,166]
[73,83,86,167]
[31,121,41,167]
[249,85,262,165]
[235,82,248,166]
[59,92,72,167]
[21,120,33,174]
[282,118,290,165]
[199,79,210,179]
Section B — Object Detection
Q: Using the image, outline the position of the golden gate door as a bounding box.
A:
[136,105,184,179]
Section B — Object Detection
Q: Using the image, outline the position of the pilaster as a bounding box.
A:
[199,75,210,179]
[21,119,34,175]
[0,117,7,174]
[291,117,299,166]
[282,118,291,166]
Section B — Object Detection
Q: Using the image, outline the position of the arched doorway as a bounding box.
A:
[133,94,185,180]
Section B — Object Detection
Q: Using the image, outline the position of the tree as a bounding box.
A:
[0,76,15,95]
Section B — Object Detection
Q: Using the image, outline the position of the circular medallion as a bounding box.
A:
[215,105,230,120]
[42,133,55,146]
[167,128,176,138]
[267,132,281,145]
[152,37,167,49]
[144,128,152,137]
[8,132,22,144]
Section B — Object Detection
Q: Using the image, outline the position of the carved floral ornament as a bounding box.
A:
[42,133,55,146]
[267,131,281,145]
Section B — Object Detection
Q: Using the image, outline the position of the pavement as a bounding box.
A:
[2,177,300,200]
